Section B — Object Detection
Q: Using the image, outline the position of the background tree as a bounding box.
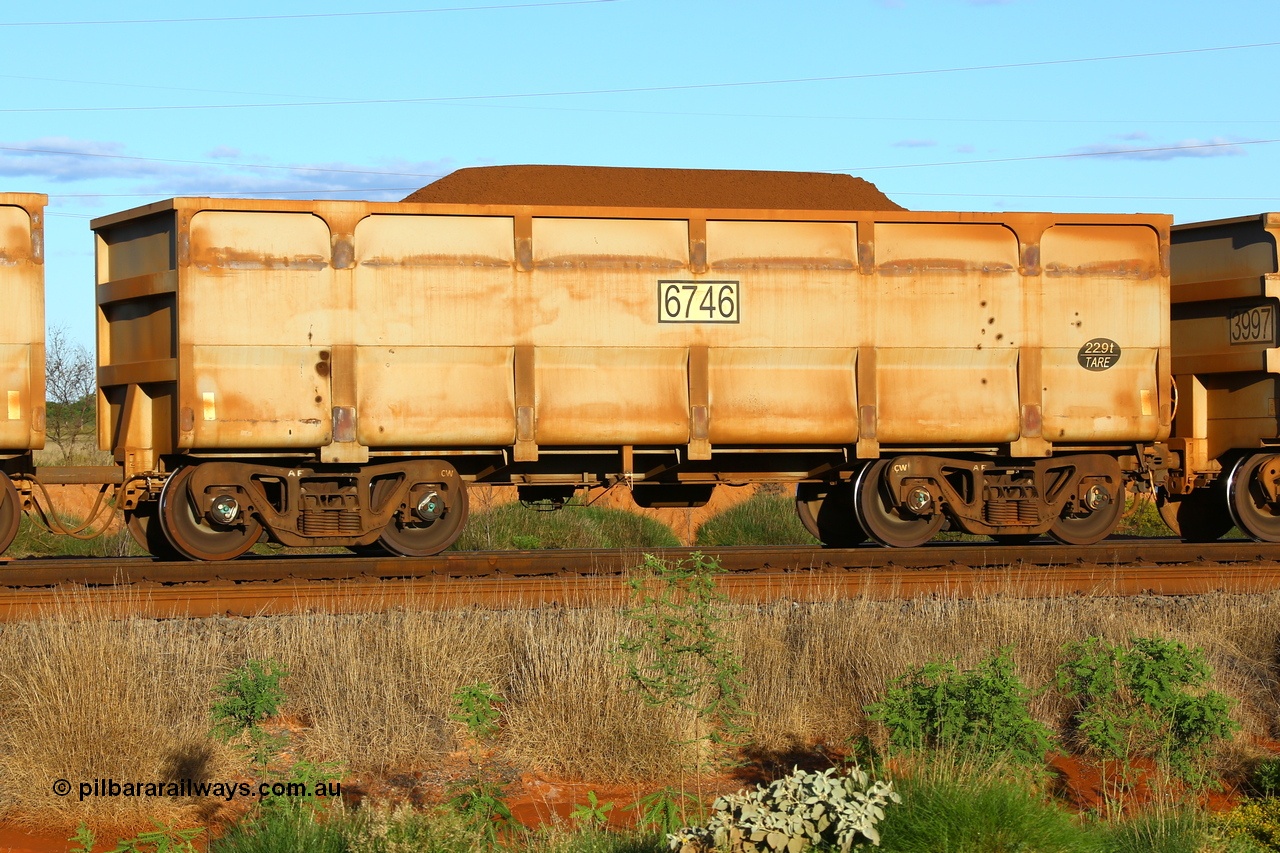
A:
[45,326,96,464]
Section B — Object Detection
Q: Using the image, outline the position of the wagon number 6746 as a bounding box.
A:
[658,280,740,324]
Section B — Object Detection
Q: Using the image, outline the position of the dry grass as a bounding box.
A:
[3,580,1280,830]
[0,596,241,831]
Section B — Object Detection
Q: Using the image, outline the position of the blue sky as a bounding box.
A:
[3,0,1278,346]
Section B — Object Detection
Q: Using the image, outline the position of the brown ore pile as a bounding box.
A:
[402,164,904,211]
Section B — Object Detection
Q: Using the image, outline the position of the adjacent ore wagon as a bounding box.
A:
[1164,213,1280,541]
[92,184,1172,559]
[0,193,46,551]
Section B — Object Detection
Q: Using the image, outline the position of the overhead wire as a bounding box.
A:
[1,41,1277,114]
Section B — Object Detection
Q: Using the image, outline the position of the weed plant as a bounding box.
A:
[447,681,514,848]
[1056,635,1240,787]
[211,659,289,740]
[866,648,1052,766]
[615,553,750,761]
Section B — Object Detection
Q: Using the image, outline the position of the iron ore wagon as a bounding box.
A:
[1163,213,1280,541]
[90,170,1173,558]
[0,193,46,552]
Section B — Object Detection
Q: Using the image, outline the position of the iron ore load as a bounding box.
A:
[1162,213,1280,541]
[0,193,46,553]
[89,166,1174,558]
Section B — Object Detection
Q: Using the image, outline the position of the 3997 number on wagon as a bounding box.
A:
[658,280,740,324]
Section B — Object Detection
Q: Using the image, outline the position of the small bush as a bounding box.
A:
[1056,636,1240,784]
[211,658,289,741]
[694,493,818,547]
[1216,797,1280,851]
[865,648,1052,766]
[670,765,899,853]
[1251,759,1280,797]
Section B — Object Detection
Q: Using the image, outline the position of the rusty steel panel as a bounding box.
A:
[91,196,1170,467]
[1038,224,1167,441]
[707,220,857,270]
[186,345,330,448]
[1169,214,1280,461]
[186,211,337,345]
[0,194,45,452]
[707,348,857,444]
[355,346,516,446]
[870,223,1022,444]
[353,214,516,346]
[534,346,689,445]
[532,216,689,268]
[878,349,1020,443]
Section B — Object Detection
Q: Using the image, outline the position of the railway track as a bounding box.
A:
[1,539,1279,620]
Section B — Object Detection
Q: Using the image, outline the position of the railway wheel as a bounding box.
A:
[125,500,182,560]
[0,476,21,555]
[159,466,263,561]
[375,478,469,557]
[1047,482,1124,545]
[853,459,944,548]
[795,482,868,547]
[1227,454,1280,542]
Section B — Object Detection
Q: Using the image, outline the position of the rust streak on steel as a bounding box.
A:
[0,540,1278,620]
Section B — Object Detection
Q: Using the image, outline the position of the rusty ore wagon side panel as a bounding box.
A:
[1170,213,1280,475]
[0,193,45,454]
[93,198,1170,483]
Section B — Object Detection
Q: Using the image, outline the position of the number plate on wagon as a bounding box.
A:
[1229,304,1276,346]
[658,280,740,323]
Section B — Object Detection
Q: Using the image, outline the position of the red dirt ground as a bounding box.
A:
[2,749,1254,852]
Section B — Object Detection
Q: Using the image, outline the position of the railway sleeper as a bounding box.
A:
[154,459,467,559]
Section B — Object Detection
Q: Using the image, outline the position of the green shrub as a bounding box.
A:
[1116,495,1170,538]
[1056,636,1240,785]
[453,502,679,550]
[450,682,506,741]
[10,512,140,558]
[1251,759,1280,798]
[865,648,1052,766]
[694,493,818,547]
[211,658,289,741]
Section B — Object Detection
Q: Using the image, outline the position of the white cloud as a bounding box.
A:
[1072,135,1250,161]
[0,138,458,201]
